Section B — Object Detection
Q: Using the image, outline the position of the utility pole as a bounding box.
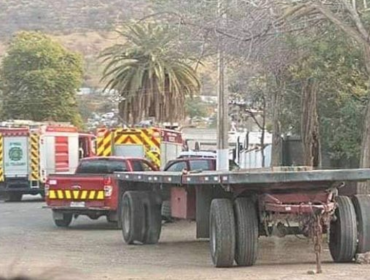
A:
[216,0,229,171]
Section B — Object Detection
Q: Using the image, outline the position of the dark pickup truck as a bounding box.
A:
[45,156,156,227]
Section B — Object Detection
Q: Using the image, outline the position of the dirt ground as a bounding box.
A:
[0,195,369,280]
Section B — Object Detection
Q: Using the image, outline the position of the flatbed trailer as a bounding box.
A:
[115,167,370,273]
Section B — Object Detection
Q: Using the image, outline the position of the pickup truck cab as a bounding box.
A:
[164,158,240,172]
[161,157,239,220]
[45,156,156,227]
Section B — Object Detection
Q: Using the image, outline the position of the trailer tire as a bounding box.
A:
[143,192,162,244]
[209,199,235,267]
[329,196,357,263]
[53,211,73,227]
[6,193,23,202]
[121,191,145,244]
[234,197,258,266]
[352,195,370,253]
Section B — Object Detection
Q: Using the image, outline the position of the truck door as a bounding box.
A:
[78,134,96,158]
[3,136,29,178]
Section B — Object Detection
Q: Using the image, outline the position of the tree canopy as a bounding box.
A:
[100,23,201,124]
[0,31,83,127]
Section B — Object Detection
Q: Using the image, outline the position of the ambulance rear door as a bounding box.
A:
[3,136,29,178]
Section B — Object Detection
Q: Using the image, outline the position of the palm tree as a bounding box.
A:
[100,23,201,124]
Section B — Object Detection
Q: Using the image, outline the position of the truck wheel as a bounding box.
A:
[352,195,370,253]
[6,193,23,202]
[53,211,73,227]
[143,192,162,244]
[329,196,357,262]
[209,199,235,267]
[234,197,258,266]
[121,191,145,244]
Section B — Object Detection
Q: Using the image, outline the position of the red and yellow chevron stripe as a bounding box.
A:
[48,189,105,200]
[29,133,40,182]
[97,128,113,156]
[113,128,160,168]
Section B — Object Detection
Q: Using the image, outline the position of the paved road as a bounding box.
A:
[0,195,369,280]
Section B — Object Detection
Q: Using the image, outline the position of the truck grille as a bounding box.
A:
[48,190,104,200]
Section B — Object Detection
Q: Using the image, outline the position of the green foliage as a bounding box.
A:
[0,31,83,127]
[282,30,368,165]
[100,23,201,123]
[185,96,208,120]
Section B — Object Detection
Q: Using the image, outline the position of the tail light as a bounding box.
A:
[104,177,113,197]
[44,179,56,197]
[103,177,112,185]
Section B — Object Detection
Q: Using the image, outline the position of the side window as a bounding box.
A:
[131,161,144,171]
[131,160,154,171]
[189,160,212,171]
[166,161,187,172]
[142,161,154,171]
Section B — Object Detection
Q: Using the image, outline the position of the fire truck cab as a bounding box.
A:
[0,121,95,201]
[96,127,183,169]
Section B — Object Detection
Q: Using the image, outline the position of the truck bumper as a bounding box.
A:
[43,206,112,211]
[0,178,43,195]
[44,206,116,221]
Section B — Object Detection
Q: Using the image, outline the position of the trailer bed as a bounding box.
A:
[114,167,370,271]
[115,168,370,191]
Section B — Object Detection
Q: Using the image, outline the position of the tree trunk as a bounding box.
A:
[271,78,284,166]
[261,97,266,167]
[357,47,370,194]
[301,78,321,168]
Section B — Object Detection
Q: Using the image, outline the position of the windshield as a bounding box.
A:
[76,159,127,174]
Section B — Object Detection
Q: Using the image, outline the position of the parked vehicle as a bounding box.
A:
[45,156,156,227]
[96,127,183,169]
[161,157,239,220]
[0,121,94,201]
[177,150,216,159]
[114,167,370,271]
[164,157,239,172]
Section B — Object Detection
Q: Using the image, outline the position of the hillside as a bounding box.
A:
[0,0,218,91]
[0,0,147,38]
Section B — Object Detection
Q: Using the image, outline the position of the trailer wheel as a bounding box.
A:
[53,211,73,227]
[121,191,145,244]
[329,196,357,263]
[143,192,162,244]
[6,193,23,202]
[209,199,235,267]
[352,195,370,253]
[234,197,258,266]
